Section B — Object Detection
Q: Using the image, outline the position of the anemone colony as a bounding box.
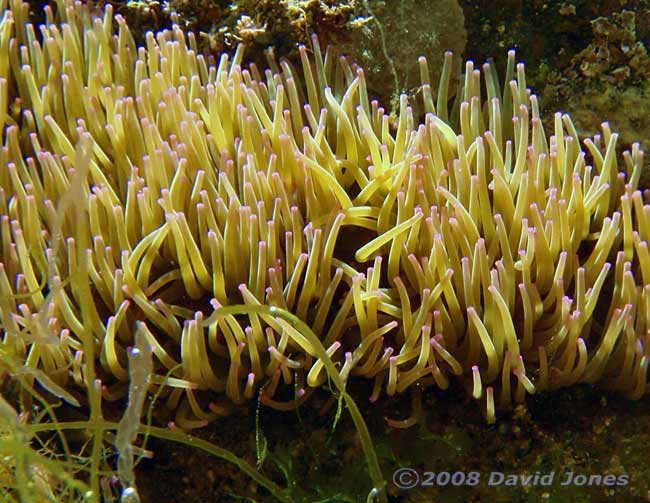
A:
[0,0,649,429]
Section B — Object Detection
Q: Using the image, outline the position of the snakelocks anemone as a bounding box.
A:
[1,0,649,432]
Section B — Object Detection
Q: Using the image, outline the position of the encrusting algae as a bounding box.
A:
[1,0,650,440]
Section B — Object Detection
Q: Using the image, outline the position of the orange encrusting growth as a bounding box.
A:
[0,0,649,427]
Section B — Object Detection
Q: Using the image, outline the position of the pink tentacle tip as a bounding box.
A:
[385,418,401,428]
